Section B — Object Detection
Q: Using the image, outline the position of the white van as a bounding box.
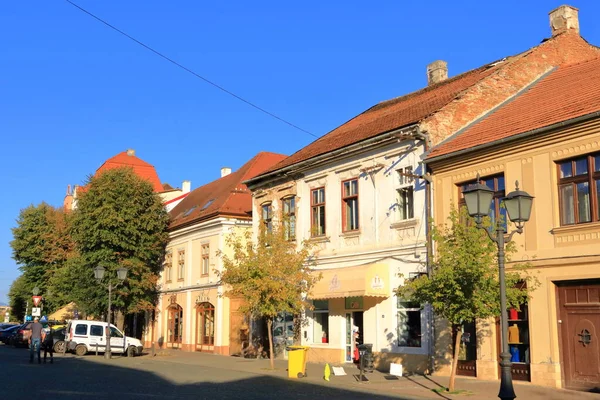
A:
[65,320,143,357]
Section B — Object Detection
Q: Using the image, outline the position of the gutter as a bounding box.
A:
[244,125,419,189]
[426,110,600,166]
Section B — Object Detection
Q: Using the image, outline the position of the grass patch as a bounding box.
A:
[432,387,473,395]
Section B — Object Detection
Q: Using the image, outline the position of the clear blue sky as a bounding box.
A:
[1,1,599,304]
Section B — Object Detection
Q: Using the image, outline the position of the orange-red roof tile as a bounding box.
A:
[95,151,164,193]
[258,65,500,176]
[427,57,600,160]
[169,152,287,229]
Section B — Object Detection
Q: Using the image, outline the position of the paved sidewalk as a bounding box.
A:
[138,350,599,400]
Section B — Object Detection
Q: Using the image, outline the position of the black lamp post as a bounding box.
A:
[462,174,533,400]
[93,265,128,359]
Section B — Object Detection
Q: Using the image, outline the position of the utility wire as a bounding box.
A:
[64,0,319,139]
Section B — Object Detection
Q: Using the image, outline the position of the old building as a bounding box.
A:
[147,152,286,354]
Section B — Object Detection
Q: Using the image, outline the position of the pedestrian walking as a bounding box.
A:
[41,317,53,364]
[29,316,43,364]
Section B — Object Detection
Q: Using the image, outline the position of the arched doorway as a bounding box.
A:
[196,302,215,352]
[167,304,183,349]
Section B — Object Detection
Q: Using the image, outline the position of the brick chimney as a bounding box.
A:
[549,5,579,37]
[221,167,231,177]
[427,60,448,86]
[126,149,136,156]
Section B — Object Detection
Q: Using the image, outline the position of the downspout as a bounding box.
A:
[415,127,435,375]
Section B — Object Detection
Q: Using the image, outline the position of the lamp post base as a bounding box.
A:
[498,351,516,400]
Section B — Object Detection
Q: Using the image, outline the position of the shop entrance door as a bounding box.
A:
[558,280,600,391]
[345,311,363,362]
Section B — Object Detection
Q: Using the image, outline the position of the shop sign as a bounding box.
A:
[345,296,363,310]
[371,274,384,290]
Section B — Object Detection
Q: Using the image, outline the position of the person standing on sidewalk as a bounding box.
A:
[29,317,43,364]
[41,318,54,364]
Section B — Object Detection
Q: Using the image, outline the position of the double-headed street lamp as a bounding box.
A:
[462,174,533,400]
[93,265,128,359]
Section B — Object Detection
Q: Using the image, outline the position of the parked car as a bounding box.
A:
[48,326,67,353]
[11,322,33,347]
[0,325,20,344]
[0,323,17,330]
[65,320,143,357]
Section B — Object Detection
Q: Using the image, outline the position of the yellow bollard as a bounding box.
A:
[323,363,331,381]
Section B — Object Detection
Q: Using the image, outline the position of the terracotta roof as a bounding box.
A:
[427,57,600,160]
[169,152,287,229]
[95,151,164,193]
[162,183,176,191]
[256,64,500,176]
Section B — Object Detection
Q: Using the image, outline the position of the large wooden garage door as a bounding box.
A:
[557,280,600,391]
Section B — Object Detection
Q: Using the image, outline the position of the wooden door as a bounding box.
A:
[229,297,247,356]
[195,303,215,352]
[558,281,600,391]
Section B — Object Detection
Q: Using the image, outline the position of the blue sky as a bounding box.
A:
[1,1,599,304]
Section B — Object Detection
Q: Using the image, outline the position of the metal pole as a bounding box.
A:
[105,282,112,359]
[496,226,516,400]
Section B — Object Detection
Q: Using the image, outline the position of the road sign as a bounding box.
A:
[32,308,41,317]
[32,296,42,307]
[32,286,40,295]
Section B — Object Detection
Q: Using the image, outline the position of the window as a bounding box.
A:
[75,324,87,335]
[397,166,414,185]
[261,203,273,234]
[165,251,173,282]
[109,326,123,338]
[90,325,103,337]
[311,188,326,236]
[282,196,296,241]
[342,179,359,231]
[177,249,185,281]
[201,244,210,276]
[557,154,600,225]
[313,300,329,344]
[397,187,414,220]
[397,300,421,347]
[459,174,506,230]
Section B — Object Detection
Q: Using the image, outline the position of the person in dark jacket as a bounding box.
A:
[41,322,54,364]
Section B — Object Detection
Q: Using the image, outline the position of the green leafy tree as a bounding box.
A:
[397,207,537,392]
[70,167,170,317]
[8,275,29,321]
[217,225,320,369]
[10,203,75,314]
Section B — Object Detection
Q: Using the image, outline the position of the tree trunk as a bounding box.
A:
[449,325,462,392]
[267,318,275,370]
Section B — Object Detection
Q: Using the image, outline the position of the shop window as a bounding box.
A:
[397,300,422,347]
[557,153,600,225]
[282,196,296,241]
[313,300,329,344]
[311,188,326,236]
[342,179,359,231]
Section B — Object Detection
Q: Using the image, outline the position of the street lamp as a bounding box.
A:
[93,265,128,359]
[463,174,533,400]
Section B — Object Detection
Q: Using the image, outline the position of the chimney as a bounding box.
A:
[182,180,191,193]
[427,60,448,86]
[549,5,579,36]
[221,167,232,177]
[126,149,136,156]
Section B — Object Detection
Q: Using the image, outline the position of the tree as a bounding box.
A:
[70,167,170,317]
[10,203,75,314]
[217,225,320,369]
[397,207,537,392]
[8,275,29,321]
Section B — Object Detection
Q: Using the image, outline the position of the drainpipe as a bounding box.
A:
[415,128,435,375]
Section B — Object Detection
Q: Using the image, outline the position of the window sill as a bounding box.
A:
[201,274,209,278]
[308,236,330,244]
[177,279,184,282]
[390,219,419,230]
[340,230,360,238]
[551,221,600,234]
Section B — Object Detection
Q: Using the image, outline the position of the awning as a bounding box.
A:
[309,263,391,299]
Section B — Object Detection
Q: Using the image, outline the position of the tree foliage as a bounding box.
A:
[10,203,75,315]
[397,206,537,390]
[70,167,170,316]
[217,225,320,369]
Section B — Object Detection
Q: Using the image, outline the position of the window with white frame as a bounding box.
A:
[201,244,210,276]
[177,249,185,280]
[313,300,329,344]
[397,187,414,220]
[397,300,422,347]
[397,166,414,185]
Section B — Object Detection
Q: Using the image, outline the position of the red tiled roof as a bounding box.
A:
[255,64,501,177]
[95,151,164,193]
[169,152,287,229]
[427,57,600,160]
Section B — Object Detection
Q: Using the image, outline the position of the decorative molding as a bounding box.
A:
[339,230,361,239]
[551,141,600,160]
[308,236,330,244]
[334,163,362,174]
[390,219,419,230]
[552,222,600,247]
[304,173,328,184]
[451,164,504,182]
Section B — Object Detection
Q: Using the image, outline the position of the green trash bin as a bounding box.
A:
[286,345,309,378]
